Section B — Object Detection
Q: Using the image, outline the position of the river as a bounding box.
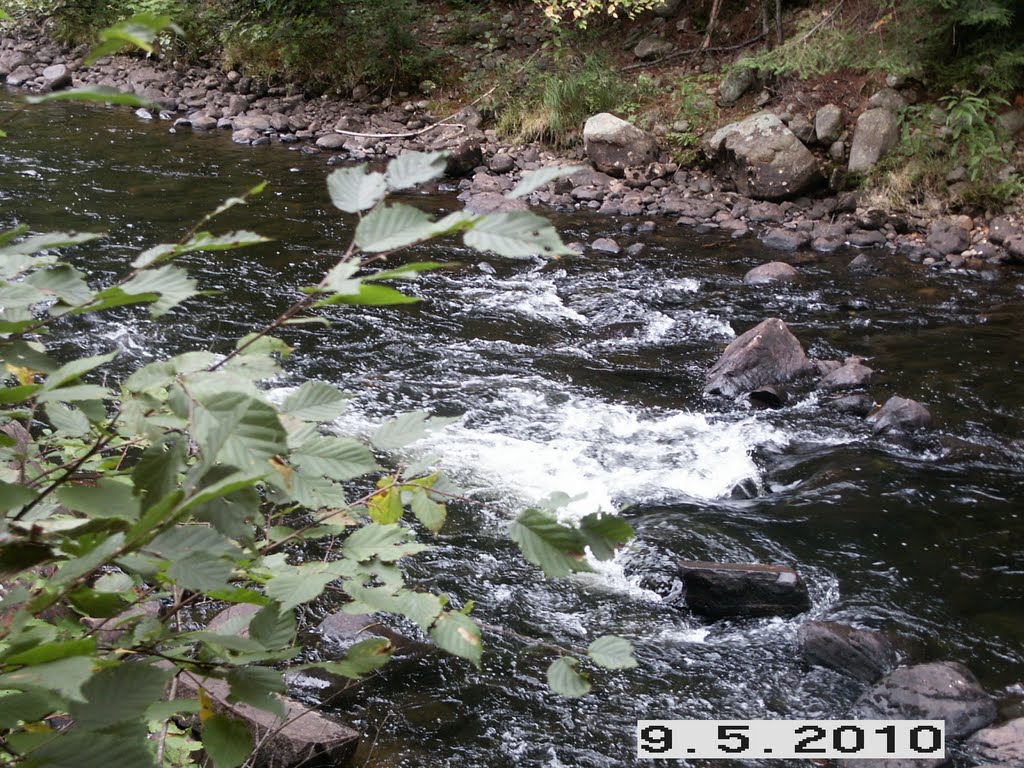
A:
[2,94,1022,767]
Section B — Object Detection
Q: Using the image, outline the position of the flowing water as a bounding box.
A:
[2,94,1023,767]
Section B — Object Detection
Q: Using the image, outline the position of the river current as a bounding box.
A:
[2,94,1022,767]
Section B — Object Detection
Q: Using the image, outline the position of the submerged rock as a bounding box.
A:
[818,361,874,391]
[704,318,815,398]
[743,261,799,285]
[851,662,997,739]
[799,621,897,683]
[680,560,811,618]
[867,396,932,433]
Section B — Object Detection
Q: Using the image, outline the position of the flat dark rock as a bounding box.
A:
[680,560,811,618]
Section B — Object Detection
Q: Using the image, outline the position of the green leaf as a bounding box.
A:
[192,478,261,543]
[509,165,586,198]
[26,86,157,108]
[42,352,117,392]
[0,690,61,728]
[249,603,296,650]
[226,666,286,718]
[0,480,36,512]
[93,572,133,593]
[3,638,97,666]
[327,164,388,213]
[587,634,638,669]
[52,533,125,586]
[309,637,393,678]
[341,523,428,563]
[509,508,593,578]
[342,583,443,630]
[312,283,418,308]
[166,551,235,591]
[36,384,110,403]
[67,587,130,618]
[463,211,575,259]
[547,657,591,698]
[69,662,172,729]
[75,285,157,313]
[46,402,91,435]
[429,210,480,238]
[58,478,140,521]
[24,264,93,305]
[85,13,182,63]
[0,231,101,258]
[264,571,335,612]
[578,512,634,561]
[193,391,288,470]
[23,729,156,768]
[0,384,41,404]
[202,714,252,768]
[320,260,360,295]
[281,381,350,422]
[364,261,447,281]
[371,410,454,451]
[148,525,239,561]
[121,264,198,317]
[384,151,449,190]
[429,611,482,667]
[293,436,378,480]
[0,656,94,701]
[355,203,436,252]
[132,437,186,510]
[409,489,446,533]
[145,698,202,720]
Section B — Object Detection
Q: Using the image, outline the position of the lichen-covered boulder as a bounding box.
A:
[703,113,821,200]
[583,113,659,178]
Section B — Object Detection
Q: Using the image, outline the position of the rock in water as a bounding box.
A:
[867,396,932,433]
[798,621,897,683]
[851,662,996,739]
[818,361,874,391]
[583,113,659,178]
[703,112,821,200]
[967,718,1024,767]
[743,261,799,285]
[680,561,811,618]
[704,318,814,398]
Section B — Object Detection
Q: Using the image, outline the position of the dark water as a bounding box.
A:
[2,93,1023,768]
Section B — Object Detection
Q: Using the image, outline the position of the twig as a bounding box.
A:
[794,0,845,47]
[621,32,767,71]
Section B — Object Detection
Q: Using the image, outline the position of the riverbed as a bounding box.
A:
[2,93,1022,768]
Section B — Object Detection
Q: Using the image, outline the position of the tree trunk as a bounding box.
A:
[775,0,784,46]
[702,0,725,49]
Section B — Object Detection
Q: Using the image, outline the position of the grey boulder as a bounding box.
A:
[798,621,897,683]
[584,113,659,178]
[704,112,821,200]
[849,108,900,173]
[851,662,996,740]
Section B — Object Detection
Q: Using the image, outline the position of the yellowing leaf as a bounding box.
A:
[199,687,215,723]
[5,363,42,386]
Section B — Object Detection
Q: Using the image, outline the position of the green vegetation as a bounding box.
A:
[665,73,718,165]
[873,92,1024,208]
[0,155,638,766]
[0,23,639,764]
[739,0,1024,93]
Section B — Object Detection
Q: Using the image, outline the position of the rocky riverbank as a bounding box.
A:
[2,20,1024,279]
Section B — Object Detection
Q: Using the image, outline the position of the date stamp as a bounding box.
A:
[637,720,945,760]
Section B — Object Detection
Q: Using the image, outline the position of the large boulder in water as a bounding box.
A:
[967,717,1024,767]
[703,113,821,200]
[851,662,997,739]
[704,318,815,398]
[583,113,659,178]
[680,561,811,618]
